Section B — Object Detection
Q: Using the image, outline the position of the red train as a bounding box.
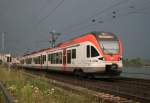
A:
[19,31,123,78]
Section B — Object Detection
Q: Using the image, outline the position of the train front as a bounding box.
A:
[96,32,123,76]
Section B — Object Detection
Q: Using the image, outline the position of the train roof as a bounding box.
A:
[23,48,52,57]
[23,31,117,57]
[59,31,117,43]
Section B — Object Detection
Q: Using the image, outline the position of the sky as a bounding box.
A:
[0,0,150,59]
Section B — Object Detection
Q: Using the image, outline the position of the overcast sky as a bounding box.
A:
[0,0,150,59]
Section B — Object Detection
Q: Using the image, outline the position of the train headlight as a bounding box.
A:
[98,57,105,61]
[118,57,122,61]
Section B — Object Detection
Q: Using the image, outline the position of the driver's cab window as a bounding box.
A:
[86,45,99,58]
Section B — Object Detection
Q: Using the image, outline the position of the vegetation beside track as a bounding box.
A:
[123,58,150,67]
[0,90,5,102]
[0,66,105,103]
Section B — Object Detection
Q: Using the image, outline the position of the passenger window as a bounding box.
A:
[67,50,71,64]
[51,54,54,64]
[72,49,76,59]
[7,57,12,62]
[56,53,59,64]
[53,53,56,64]
[58,52,62,64]
[91,46,99,57]
[48,54,51,61]
[87,45,90,58]
[44,55,46,61]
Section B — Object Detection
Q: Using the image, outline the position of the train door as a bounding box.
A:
[85,45,99,65]
[90,46,99,63]
[85,45,91,65]
[63,49,66,70]
[40,55,43,69]
[67,50,71,64]
[42,55,47,69]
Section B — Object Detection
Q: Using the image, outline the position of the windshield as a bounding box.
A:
[100,40,119,54]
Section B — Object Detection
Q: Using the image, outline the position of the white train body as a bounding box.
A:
[20,32,123,77]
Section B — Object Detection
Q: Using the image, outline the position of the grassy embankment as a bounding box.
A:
[0,66,105,103]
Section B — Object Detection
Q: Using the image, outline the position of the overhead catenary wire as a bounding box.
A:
[38,0,53,12]
[24,0,150,54]
[32,0,149,45]
[93,0,150,26]
[61,0,130,32]
[64,0,150,36]
[33,0,65,29]
[61,0,150,35]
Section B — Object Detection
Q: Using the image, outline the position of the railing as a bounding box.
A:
[0,81,15,103]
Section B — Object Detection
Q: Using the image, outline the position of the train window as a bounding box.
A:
[38,56,40,64]
[56,53,59,64]
[53,53,55,64]
[52,53,56,64]
[63,50,66,65]
[67,50,71,64]
[54,53,57,64]
[40,55,42,64]
[42,55,46,64]
[42,56,44,64]
[33,58,36,64]
[48,54,51,61]
[91,46,99,57]
[33,58,35,64]
[25,58,32,64]
[30,58,32,64]
[87,45,90,58]
[72,49,76,59]
[42,55,44,64]
[58,52,62,64]
[34,57,39,64]
[20,59,24,64]
[7,57,12,62]
[51,54,54,64]
[44,55,46,61]
[7,57,9,62]
[26,59,28,64]
[48,52,62,64]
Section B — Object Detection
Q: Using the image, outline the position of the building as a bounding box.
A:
[0,53,12,64]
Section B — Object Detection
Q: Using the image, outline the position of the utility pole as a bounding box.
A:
[1,32,5,52]
[49,30,61,47]
[1,32,5,64]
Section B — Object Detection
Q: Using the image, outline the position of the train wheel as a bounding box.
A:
[87,74,95,79]
[73,69,86,78]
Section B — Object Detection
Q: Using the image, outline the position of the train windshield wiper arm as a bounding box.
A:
[101,43,111,54]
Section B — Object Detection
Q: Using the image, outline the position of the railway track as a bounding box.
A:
[20,68,150,103]
[117,77,150,87]
[0,81,15,103]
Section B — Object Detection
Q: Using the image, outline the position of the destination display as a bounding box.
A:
[98,33,114,39]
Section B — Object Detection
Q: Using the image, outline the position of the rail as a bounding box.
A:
[23,69,150,103]
[0,81,15,103]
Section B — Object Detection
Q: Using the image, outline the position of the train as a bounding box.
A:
[19,31,123,78]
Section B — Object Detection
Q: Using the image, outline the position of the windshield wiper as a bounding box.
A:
[101,43,111,54]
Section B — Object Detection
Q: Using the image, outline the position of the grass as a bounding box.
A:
[0,90,5,103]
[0,67,105,103]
